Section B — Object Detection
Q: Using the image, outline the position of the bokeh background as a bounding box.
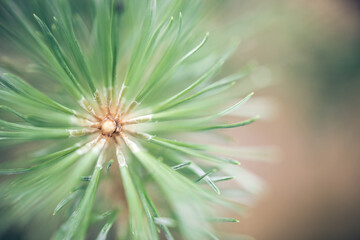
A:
[217,0,360,239]
[1,0,360,239]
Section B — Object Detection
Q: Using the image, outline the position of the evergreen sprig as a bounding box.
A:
[0,0,263,239]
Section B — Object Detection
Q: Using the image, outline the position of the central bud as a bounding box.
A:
[101,118,117,136]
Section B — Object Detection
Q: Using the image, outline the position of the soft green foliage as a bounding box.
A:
[0,0,264,239]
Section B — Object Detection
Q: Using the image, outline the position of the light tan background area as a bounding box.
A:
[221,0,360,239]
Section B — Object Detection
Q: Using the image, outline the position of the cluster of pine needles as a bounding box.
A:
[0,0,263,239]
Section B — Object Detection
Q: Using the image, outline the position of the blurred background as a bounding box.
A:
[217,0,360,239]
[1,0,360,239]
